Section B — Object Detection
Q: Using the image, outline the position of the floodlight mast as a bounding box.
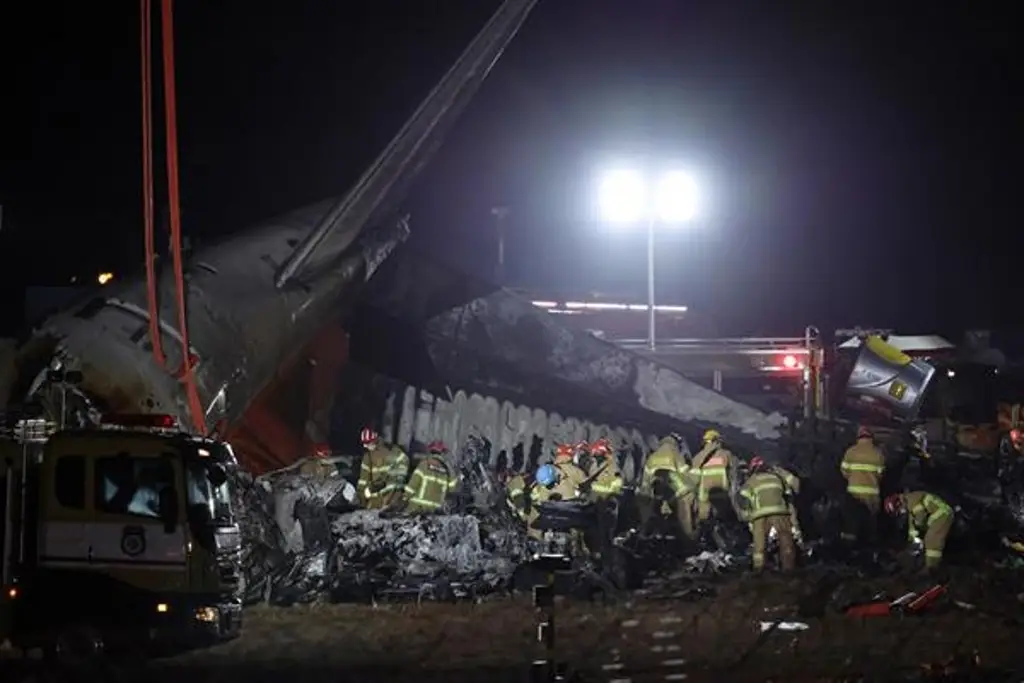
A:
[597,168,699,349]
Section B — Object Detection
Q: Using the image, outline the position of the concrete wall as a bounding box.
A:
[371,379,671,483]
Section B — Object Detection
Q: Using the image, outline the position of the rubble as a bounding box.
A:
[682,550,736,575]
[235,460,529,606]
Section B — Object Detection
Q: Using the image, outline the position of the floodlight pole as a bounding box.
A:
[646,215,656,351]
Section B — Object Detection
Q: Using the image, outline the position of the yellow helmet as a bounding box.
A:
[702,429,721,443]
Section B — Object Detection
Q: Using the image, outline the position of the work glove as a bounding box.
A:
[909,536,923,555]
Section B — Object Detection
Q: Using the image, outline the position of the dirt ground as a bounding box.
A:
[6,566,1024,682]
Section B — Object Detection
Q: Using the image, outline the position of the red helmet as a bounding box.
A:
[590,438,612,457]
[883,494,904,516]
[312,442,331,458]
[749,455,766,471]
[426,440,448,454]
[359,427,380,446]
[554,443,574,461]
[857,425,873,440]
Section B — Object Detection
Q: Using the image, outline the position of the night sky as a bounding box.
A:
[0,2,1019,338]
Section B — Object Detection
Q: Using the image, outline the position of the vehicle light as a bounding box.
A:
[782,354,798,369]
[194,606,219,623]
[6,587,18,599]
[102,413,178,429]
[156,603,169,613]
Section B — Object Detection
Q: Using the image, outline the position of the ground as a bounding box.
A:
[5,566,1024,681]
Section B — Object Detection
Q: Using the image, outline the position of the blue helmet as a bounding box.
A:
[535,463,558,487]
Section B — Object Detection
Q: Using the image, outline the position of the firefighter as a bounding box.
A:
[298,442,336,480]
[400,440,459,514]
[692,429,737,523]
[637,434,698,541]
[356,427,409,510]
[532,463,587,552]
[766,461,803,546]
[884,491,954,570]
[552,442,588,491]
[840,425,886,543]
[739,456,797,572]
[505,469,532,523]
[585,438,624,500]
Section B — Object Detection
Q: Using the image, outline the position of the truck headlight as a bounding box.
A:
[194,606,219,623]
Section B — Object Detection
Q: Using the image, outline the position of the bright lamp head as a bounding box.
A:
[655,171,698,223]
[597,169,646,224]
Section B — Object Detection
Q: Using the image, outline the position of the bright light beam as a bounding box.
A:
[597,169,646,224]
[655,170,699,223]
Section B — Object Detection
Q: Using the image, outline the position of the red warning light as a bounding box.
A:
[782,354,798,369]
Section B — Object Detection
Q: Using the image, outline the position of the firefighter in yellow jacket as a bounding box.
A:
[585,438,624,500]
[505,470,533,524]
[638,434,698,541]
[401,440,459,514]
[840,425,886,541]
[356,427,410,510]
[532,463,586,551]
[739,456,797,572]
[298,442,337,480]
[692,429,737,523]
[552,442,588,491]
[884,491,954,570]
[767,462,803,546]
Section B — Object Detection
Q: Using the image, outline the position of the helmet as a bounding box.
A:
[426,440,448,454]
[748,455,766,471]
[312,442,331,458]
[359,427,380,446]
[857,425,873,440]
[536,463,558,487]
[554,443,575,461]
[591,438,613,457]
[702,429,721,444]
[883,494,904,516]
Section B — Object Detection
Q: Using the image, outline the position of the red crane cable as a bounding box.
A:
[140,0,165,368]
[160,0,207,434]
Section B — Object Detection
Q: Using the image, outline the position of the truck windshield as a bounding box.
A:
[186,461,233,524]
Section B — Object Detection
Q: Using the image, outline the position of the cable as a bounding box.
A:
[160,0,206,434]
[140,0,165,367]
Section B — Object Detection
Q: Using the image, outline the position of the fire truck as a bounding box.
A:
[0,411,243,654]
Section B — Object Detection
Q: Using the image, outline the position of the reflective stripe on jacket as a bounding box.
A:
[840,438,885,497]
[903,490,952,539]
[698,447,733,501]
[357,444,409,500]
[589,456,624,497]
[506,474,529,518]
[641,438,696,497]
[403,456,457,512]
[739,471,790,521]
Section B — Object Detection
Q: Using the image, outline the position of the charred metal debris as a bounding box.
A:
[234,427,1024,608]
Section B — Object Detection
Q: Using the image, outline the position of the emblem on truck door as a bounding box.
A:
[120,525,147,557]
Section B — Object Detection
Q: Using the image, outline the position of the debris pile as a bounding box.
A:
[682,549,735,575]
[235,463,529,606]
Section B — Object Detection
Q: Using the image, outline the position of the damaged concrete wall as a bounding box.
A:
[372,378,665,482]
[354,247,785,452]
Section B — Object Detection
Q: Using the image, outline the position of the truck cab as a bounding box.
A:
[1,413,242,654]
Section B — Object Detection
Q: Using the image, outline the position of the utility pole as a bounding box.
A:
[491,206,509,284]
